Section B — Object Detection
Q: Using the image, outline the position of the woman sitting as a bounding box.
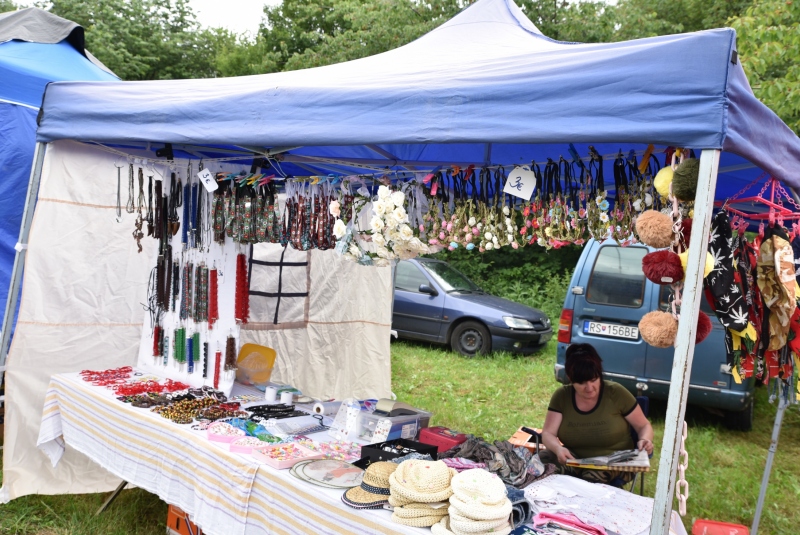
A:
[540,343,654,485]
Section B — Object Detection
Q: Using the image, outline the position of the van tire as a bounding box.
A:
[450,321,491,357]
[724,401,753,432]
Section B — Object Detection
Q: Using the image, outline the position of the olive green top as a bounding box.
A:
[547,380,638,459]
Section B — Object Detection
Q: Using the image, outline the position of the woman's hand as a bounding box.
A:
[637,438,654,455]
[556,447,575,465]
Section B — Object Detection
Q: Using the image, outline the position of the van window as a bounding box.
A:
[395,261,430,293]
[586,246,648,307]
[659,285,716,315]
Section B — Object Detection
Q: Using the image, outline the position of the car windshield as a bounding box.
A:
[419,261,482,293]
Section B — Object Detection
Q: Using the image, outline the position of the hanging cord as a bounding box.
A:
[115,163,124,222]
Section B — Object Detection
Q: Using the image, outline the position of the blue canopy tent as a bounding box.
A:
[0,8,117,335]
[5,0,800,532]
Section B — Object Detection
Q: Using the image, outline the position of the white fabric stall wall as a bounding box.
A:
[242,245,393,400]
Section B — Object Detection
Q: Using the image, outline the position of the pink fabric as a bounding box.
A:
[440,457,487,472]
[533,512,608,535]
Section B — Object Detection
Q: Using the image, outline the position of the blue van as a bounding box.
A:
[555,239,755,430]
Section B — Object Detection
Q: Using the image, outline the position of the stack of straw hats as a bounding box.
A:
[389,459,458,527]
[341,462,397,509]
[431,469,512,535]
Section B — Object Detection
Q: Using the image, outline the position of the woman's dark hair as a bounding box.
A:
[565,343,603,384]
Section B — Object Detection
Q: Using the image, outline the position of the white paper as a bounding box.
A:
[503,165,536,200]
[197,167,219,192]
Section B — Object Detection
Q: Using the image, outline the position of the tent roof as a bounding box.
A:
[34,0,800,197]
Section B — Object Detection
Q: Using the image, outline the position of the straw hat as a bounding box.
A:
[431,516,513,535]
[451,469,507,505]
[391,510,449,528]
[449,509,512,533]
[392,504,449,520]
[449,496,512,522]
[431,516,456,535]
[341,462,396,509]
[389,460,457,504]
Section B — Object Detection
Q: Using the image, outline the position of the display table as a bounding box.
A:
[37,373,426,535]
[37,372,687,535]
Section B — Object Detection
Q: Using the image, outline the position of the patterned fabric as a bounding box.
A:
[733,234,764,380]
[537,449,634,486]
[706,212,748,332]
[756,226,797,351]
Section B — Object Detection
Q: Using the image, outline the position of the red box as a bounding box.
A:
[692,520,749,535]
[419,426,466,453]
[167,505,204,535]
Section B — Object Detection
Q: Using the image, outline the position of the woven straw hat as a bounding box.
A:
[389,460,457,504]
[449,495,512,522]
[451,469,507,505]
[391,510,448,528]
[431,516,455,535]
[341,462,396,509]
[449,508,512,533]
[392,504,449,520]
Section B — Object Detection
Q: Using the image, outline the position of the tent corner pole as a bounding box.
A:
[0,141,47,370]
[649,148,720,535]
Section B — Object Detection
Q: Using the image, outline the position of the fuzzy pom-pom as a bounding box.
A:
[679,218,692,247]
[672,158,700,201]
[635,210,674,249]
[642,250,684,285]
[639,311,678,348]
[654,166,674,198]
[679,250,715,279]
[696,311,713,344]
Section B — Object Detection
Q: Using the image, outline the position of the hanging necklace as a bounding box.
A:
[225,335,237,371]
[146,175,154,236]
[208,268,219,330]
[133,167,145,253]
[194,264,208,322]
[126,163,135,214]
[234,253,249,324]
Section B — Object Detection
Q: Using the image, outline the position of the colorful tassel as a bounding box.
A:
[214,350,221,389]
[225,335,237,371]
[208,269,219,329]
[234,254,249,324]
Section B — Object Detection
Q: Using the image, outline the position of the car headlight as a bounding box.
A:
[503,316,534,329]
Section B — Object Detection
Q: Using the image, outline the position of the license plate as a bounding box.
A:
[583,320,639,340]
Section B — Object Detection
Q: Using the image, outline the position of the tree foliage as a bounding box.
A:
[731,0,800,134]
[0,0,16,13]
[42,0,221,80]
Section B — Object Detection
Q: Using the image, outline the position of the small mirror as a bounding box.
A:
[418,284,438,296]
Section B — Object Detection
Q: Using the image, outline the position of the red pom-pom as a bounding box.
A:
[696,311,713,344]
[680,218,692,247]
[642,250,684,285]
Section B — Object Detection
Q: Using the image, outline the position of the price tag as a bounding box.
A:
[197,168,218,192]
[503,165,537,200]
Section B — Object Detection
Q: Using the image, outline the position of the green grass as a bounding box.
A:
[1,340,798,533]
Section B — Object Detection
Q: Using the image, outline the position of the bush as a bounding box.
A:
[431,245,581,322]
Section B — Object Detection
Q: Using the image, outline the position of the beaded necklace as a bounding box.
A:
[202,342,209,379]
[182,180,190,246]
[190,183,198,248]
[224,335,237,371]
[163,334,169,366]
[234,254,249,324]
[133,168,145,253]
[213,192,226,244]
[174,328,186,364]
[153,325,161,358]
[187,332,194,373]
[192,333,200,374]
[180,263,193,321]
[194,265,208,322]
[208,269,219,329]
[213,349,222,389]
[154,180,163,240]
[126,164,135,214]
[171,261,180,312]
[146,175,154,236]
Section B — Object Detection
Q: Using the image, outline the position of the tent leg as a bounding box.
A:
[0,142,46,370]
[95,480,127,515]
[649,149,720,535]
[751,389,787,534]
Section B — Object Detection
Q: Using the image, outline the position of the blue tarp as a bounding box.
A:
[33,0,800,199]
[0,25,117,329]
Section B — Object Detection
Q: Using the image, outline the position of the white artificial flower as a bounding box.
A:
[484,232,493,240]
[477,222,483,229]
[599,212,610,223]
[507,234,514,242]
[492,236,499,245]
[503,206,510,216]
[333,219,347,239]
[399,224,414,240]
[468,217,476,226]
[596,195,604,206]
[505,217,512,225]
[390,191,405,207]
[645,193,653,207]
[537,237,546,246]
[384,213,398,229]
[393,207,408,223]
[329,200,341,217]
[485,242,494,250]
[632,199,643,212]
[409,237,423,251]
[376,246,391,259]
[348,244,362,258]
[374,257,391,267]
[370,215,385,233]
[372,233,386,247]
[373,200,387,217]
[378,185,391,200]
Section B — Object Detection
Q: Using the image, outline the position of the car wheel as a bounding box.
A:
[450,321,491,357]
[723,400,753,432]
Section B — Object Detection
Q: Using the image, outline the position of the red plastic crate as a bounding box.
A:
[167,505,204,535]
[692,520,749,535]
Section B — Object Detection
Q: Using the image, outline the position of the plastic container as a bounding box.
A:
[251,442,324,469]
[691,520,749,535]
[356,410,432,443]
[229,436,275,454]
[206,423,246,443]
[236,344,276,387]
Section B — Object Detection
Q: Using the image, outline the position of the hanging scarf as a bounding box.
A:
[756,225,797,351]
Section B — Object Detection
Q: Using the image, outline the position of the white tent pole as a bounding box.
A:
[0,142,47,370]
[650,148,720,535]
